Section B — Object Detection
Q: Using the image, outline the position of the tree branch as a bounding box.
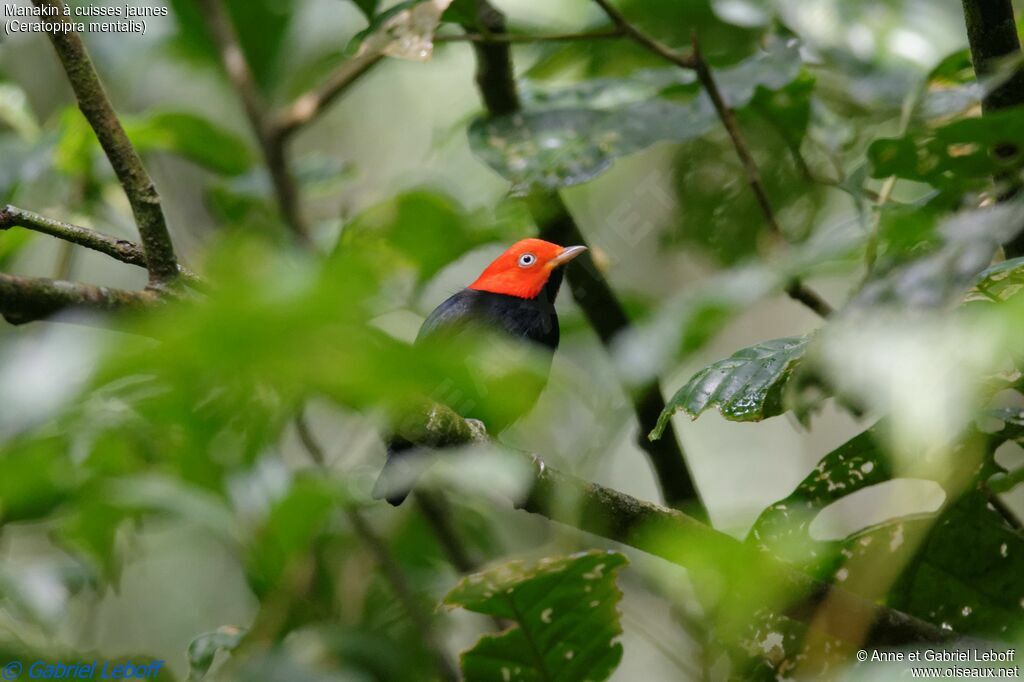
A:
[32,0,179,287]
[402,401,955,648]
[271,52,384,141]
[0,205,203,287]
[195,0,311,244]
[464,0,701,513]
[0,272,159,325]
[960,0,1024,258]
[591,0,696,69]
[960,0,1024,114]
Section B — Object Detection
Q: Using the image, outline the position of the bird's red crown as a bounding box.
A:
[468,238,587,299]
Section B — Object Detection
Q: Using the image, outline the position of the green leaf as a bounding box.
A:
[0,437,77,525]
[0,83,39,140]
[652,335,810,439]
[470,38,804,193]
[125,112,253,176]
[445,550,628,682]
[167,0,294,90]
[0,228,32,270]
[868,108,1024,192]
[349,0,379,20]
[339,191,518,284]
[887,474,1024,638]
[349,0,453,61]
[749,428,1024,638]
[854,200,1024,308]
[969,257,1024,302]
[187,626,245,680]
[245,477,339,597]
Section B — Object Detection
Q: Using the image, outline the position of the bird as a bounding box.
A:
[373,238,587,505]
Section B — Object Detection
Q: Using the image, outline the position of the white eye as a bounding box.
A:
[517,253,537,268]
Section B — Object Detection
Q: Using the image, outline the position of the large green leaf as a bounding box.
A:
[470,38,804,193]
[652,335,810,439]
[748,427,1024,639]
[445,550,628,682]
[125,112,254,176]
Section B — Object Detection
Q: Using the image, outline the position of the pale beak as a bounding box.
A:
[547,245,588,268]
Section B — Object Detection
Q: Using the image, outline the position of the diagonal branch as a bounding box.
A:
[32,0,178,287]
[591,0,695,68]
[0,272,159,325]
[464,0,702,513]
[401,401,955,648]
[271,52,383,142]
[0,205,203,287]
[195,0,311,244]
[589,2,833,318]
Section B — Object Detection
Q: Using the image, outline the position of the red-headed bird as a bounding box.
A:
[374,238,587,505]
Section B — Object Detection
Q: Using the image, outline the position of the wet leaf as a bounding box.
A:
[187,626,246,680]
[445,550,628,682]
[470,38,804,193]
[652,335,810,439]
[352,0,453,62]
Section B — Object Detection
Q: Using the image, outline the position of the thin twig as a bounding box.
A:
[690,36,832,317]
[345,507,459,682]
[0,204,203,287]
[271,53,383,141]
[588,1,833,318]
[591,0,696,69]
[436,28,625,44]
[195,0,311,244]
[293,412,458,681]
[32,0,179,286]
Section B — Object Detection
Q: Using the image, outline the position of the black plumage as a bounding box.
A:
[373,269,565,505]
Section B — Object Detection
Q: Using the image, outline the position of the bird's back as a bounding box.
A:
[375,271,565,505]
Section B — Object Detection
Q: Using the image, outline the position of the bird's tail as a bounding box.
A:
[372,438,421,506]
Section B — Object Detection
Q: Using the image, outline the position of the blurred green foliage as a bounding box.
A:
[1,0,1024,679]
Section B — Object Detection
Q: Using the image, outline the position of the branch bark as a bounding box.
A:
[196,0,311,244]
[961,0,1024,113]
[0,272,159,325]
[960,0,1024,257]
[404,401,955,648]
[32,0,179,287]
[0,205,203,287]
[464,0,702,513]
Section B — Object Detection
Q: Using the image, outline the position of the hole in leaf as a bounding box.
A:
[808,478,945,541]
